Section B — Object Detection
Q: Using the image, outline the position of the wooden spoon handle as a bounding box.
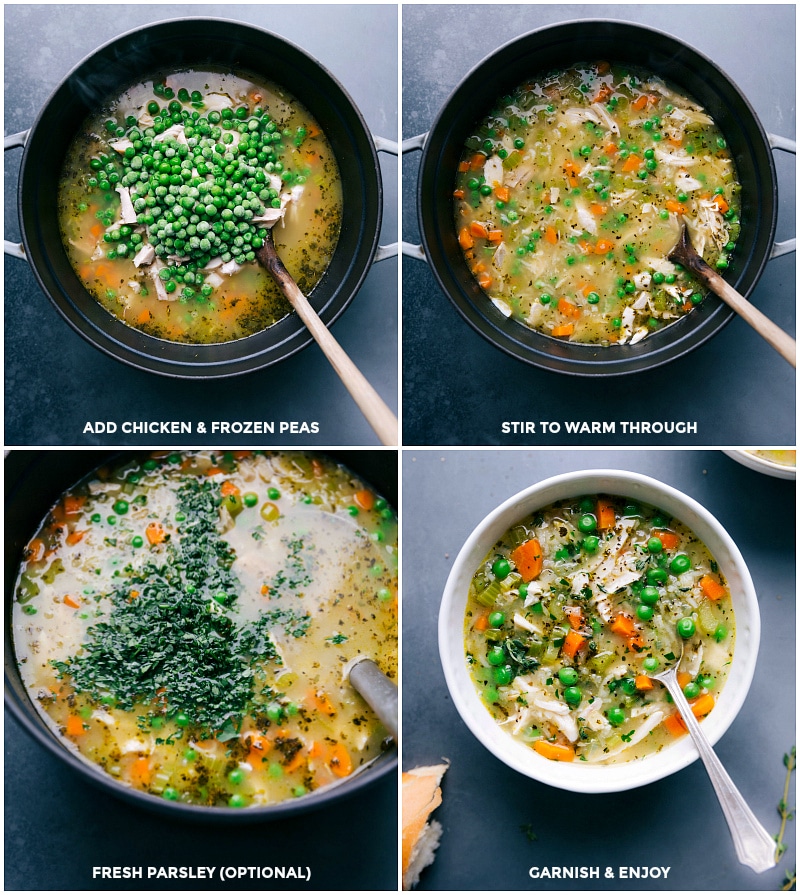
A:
[702,266,796,368]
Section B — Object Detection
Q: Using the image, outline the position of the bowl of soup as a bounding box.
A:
[6,450,397,819]
[438,469,759,792]
[414,20,793,375]
[6,18,388,378]
[723,450,796,480]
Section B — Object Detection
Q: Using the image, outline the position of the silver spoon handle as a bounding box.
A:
[664,677,776,872]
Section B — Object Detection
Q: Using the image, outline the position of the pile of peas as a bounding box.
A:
[88,82,311,302]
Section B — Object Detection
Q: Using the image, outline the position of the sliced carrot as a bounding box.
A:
[604,142,618,155]
[284,749,306,774]
[594,239,614,254]
[562,160,579,188]
[470,152,485,170]
[510,538,544,582]
[486,229,503,245]
[146,522,166,545]
[677,671,692,689]
[544,226,558,245]
[458,226,474,251]
[631,95,648,111]
[494,184,510,203]
[220,480,240,497]
[667,136,683,148]
[453,188,465,199]
[66,530,85,546]
[594,83,612,103]
[551,323,574,338]
[205,466,225,477]
[564,607,584,630]
[307,688,336,717]
[561,629,587,660]
[699,575,727,601]
[473,612,490,632]
[65,715,86,737]
[477,272,492,289]
[610,614,636,638]
[557,297,581,319]
[711,195,729,213]
[621,154,642,173]
[458,160,470,173]
[26,538,46,562]
[137,309,152,325]
[469,221,489,239]
[328,742,353,777]
[590,203,607,216]
[62,494,85,516]
[129,756,152,786]
[635,674,653,691]
[663,712,687,737]
[533,740,575,762]
[666,199,687,214]
[691,694,715,718]
[354,489,375,510]
[653,530,680,550]
[597,499,616,530]
[90,223,103,238]
[63,595,80,609]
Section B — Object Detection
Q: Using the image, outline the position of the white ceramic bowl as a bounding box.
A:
[438,469,760,794]
[723,450,796,480]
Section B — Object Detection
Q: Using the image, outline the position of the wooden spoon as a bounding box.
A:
[256,231,398,445]
[669,222,796,367]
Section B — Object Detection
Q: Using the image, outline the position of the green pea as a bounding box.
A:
[113,499,129,515]
[643,656,659,672]
[131,535,144,548]
[636,604,654,621]
[670,554,691,575]
[488,611,506,628]
[267,487,281,500]
[683,681,701,699]
[162,787,179,801]
[564,686,582,706]
[493,665,514,686]
[228,793,247,808]
[582,535,600,553]
[492,557,511,579]
[518,583,529,599]
[266,702,283,722]
[184,748,197,762]
[646,567,668,586]
[577,513,597,533]
[647,537,663,554]
[606,707,626,727]
[243,492,258,507]
[487,645,506,666]
[174,711,190,727]
[558,667,579,686]
[713,624,728,642]
[228,767,246,785]
[676,617,696,639]
[586,291,600,305]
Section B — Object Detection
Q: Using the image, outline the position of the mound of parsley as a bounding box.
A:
[54,476,309,739]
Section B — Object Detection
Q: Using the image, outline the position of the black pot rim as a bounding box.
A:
[15,17,384,379]
[4,449,398,823]
[417,18,781,376]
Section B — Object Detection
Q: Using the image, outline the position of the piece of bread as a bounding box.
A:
[401,762,448,889]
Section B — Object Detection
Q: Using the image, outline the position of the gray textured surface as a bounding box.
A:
[402,4,796,445]
[403,449,795,890]
[4,4,398,446]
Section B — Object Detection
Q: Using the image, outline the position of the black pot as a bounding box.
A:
[7,18,386,379]
[414,20,793,375]
[5,450,398,822]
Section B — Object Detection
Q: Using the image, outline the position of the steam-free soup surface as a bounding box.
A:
[59,71,342,343]
[464,495,734,763]
[13,451,397,808]
[454,62,741,345]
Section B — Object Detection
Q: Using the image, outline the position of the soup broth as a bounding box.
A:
[13,451,397,808]
[454,62,741,345]
[59,71,342,343]
[464,495,734,764]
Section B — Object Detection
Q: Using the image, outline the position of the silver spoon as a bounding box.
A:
[651,644,776,872]
[346,657,398,741]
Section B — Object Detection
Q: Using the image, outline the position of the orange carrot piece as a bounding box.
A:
[220,480,240,497]
[622,154,642,173]
[631,95,648,111]
[477,272,492,289]
[699,575,727,601]
[328,742,353,777]
[63,595,80,609]
[453,188,465,199]
[596,499,616,530]
[27,538,46,562]
[470,153,486,170]
[677,671,692,689]
[590,203,607,216]
[354,489,375,510]
[594,83,612,103]
[557,297,581,319]
[561,629,587,659]
[544,226,558,245]
[494,185,510,203]
[604,142,618,155]
[596,60,611,74]
[146,522,166,545]
[486,229,503,245]
[458,226,474,251]
[610,614,636,638]
[564,607,584,630]
[653,530,680,550]
[533,740,575,762]
[473,612,490,632]
[469,221,489,239]
[711,195,729,213]
[691,694,715,717]
[62,494,85,516]
[65,715,86,737]
[551,324,574,338]
[635,674,653,691]
[129,756,152,786]
[457,161,470,173]
[594,239,614,254]
[666,199,687,214]
[510,538,544,582]
[307,688,336,717]
[66,530,85,546]
[663,712,687,737]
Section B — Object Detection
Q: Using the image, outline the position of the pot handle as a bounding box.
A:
[372,135,399,261]
[769,133,796,259]
[4,129,29,260]
[400,132,429,261]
